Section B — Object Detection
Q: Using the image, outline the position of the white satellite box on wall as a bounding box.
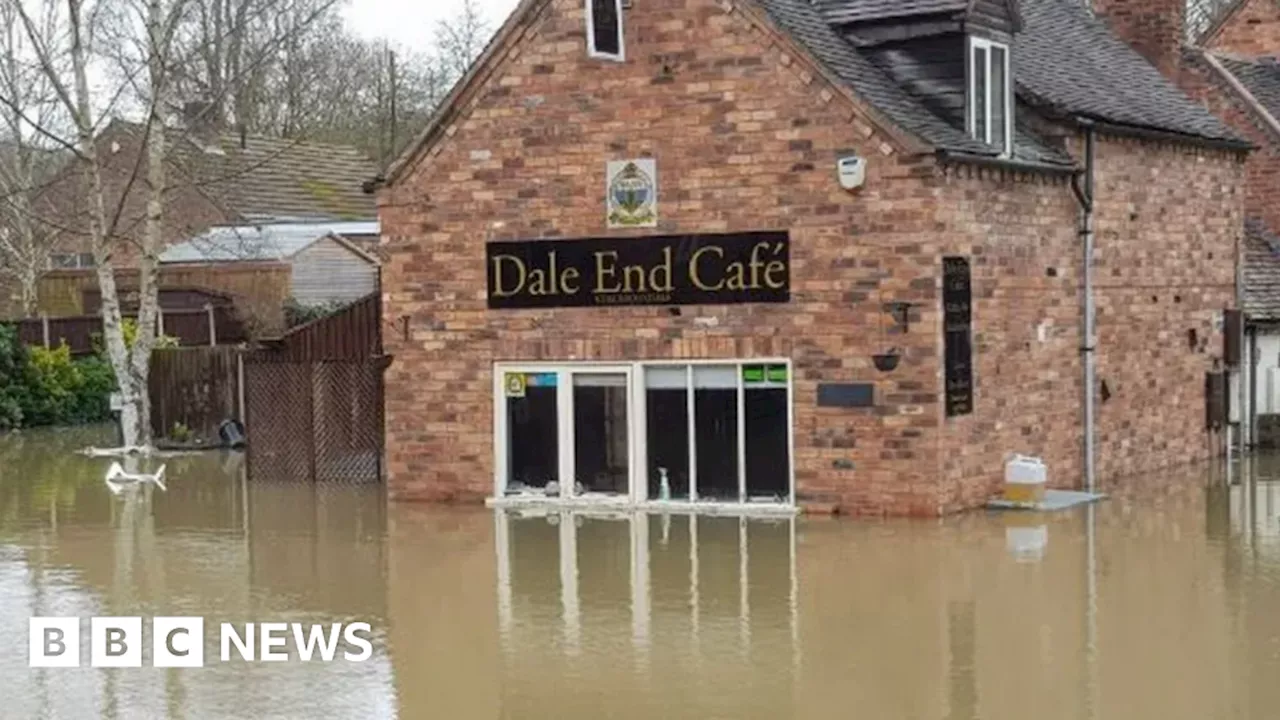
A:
[837,155,867,190]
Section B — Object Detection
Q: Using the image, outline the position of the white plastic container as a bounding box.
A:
[1004,455,1047,503]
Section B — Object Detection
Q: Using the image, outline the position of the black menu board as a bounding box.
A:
[943,257,973,417]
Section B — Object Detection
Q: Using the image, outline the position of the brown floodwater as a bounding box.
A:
[1,426,1280,719]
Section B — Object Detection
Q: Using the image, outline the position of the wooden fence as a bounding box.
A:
[245,291,386,483]
[257,292,382,361]
[38,263,291,333]
[149,347,243,442]
[17,306,247,356]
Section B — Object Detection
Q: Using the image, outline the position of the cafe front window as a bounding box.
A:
[493,360,795,511]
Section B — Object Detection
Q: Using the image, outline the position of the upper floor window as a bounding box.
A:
[49,253,95,270]
[967,37,1012,156]
[587,0,624,61]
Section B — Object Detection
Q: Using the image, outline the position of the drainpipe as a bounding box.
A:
[1249,327,1259,447]
[1070,126,1098,494]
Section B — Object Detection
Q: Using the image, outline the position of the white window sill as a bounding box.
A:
[486,495,798,517]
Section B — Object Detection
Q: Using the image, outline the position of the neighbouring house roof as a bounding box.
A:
[1215,55,1280,124]
[160,220,380,264]
[1245,218,1280,320]
[160,128,379,222]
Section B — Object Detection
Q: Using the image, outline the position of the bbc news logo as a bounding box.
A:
[29,617,373,668]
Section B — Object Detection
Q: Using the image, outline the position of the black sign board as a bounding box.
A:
[486,231,790,309]
[943,256,973,417]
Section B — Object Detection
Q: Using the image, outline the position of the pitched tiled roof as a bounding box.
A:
[755,0,1245,166]
[816,0,967,25]
[109,122,378,222]
[756,0,998,156]
[1016,0,1242,143]
[1245,218,1280,320]
[1216,55,1280,122]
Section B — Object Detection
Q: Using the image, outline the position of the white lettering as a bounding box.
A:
[260,622,289,662]
[343,623,373,662]
[220,623,255,662]
[292,623,342,662]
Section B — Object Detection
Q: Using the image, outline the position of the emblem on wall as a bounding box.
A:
[606,159,657,229]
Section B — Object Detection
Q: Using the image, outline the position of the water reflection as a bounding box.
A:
[0,426,391,720]
[3,429,1280,718]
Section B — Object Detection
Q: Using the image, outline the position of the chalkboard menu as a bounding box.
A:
[943,257,973,417]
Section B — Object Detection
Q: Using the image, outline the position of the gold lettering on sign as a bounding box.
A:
[689,245,725,291]
[651,246,674,292]
[490,255,528,297]
[595,251,622,293]
[561,266,581,294]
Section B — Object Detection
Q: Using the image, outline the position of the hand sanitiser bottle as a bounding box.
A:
[659,467,671,501]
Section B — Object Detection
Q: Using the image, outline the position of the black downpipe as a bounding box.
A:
[1070,128,1097,493]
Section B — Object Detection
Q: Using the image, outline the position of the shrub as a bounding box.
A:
[0,324,25,430]
[14,343,117,428]
[284,298,348,329]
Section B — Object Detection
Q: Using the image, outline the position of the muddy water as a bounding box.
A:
[1,427,1279,719]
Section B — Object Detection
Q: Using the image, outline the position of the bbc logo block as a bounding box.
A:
[30,617,372,667]
[30,617,204,668]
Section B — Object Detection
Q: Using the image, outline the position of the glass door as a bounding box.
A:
[569,368,633,498]
[501,370,561,497]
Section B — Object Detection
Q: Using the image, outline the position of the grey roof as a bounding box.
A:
[755,0,1245,166]
[1216,56,1280,122]
[160,220,380,264]
[1015,0,1242,143]
[817,0,966,25]
[117,122,379,222]
[756,0,997,155]
[1245,218,1280,321]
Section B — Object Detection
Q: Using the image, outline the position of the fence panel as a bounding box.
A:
[244,359,314,484]
[264,293,381,362]
[243,290,384,485]
[16,308,247,356]
[312,362,384,483]
[149,347,242,442]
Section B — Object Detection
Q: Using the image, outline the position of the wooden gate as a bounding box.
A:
[244,293,387,484]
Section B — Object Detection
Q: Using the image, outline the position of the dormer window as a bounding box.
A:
[967,37,1012,155]
[587,0,625,61]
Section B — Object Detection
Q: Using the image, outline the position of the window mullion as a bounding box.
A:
[985,47,994,145]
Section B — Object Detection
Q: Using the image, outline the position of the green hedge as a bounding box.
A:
[0,324,117,430]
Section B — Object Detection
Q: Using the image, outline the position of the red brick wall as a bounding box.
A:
[1094,0,1187,80]
[934,167,1083,511]
[1088,137,1240,483]
[1204,0,1280,55]
[381,0,949,513]
[380,0,1244,514]
[932,137,1240,510]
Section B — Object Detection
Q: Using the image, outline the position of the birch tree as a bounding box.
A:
[0,0,62,315]
[0,0,189,449]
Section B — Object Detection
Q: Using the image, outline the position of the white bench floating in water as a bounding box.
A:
[987,489,1107,512]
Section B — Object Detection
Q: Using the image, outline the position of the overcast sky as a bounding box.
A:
[343,0,520,51]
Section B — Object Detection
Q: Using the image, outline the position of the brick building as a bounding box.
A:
[1177,0,1280,443]
[377,0,1247,515]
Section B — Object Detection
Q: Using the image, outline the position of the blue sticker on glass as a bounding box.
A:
[527,373,558,388]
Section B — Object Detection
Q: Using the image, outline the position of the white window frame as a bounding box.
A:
[585,0,625,62]
[48,252,95,270]
[966,36,1013,157]
[491,359,796,515]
